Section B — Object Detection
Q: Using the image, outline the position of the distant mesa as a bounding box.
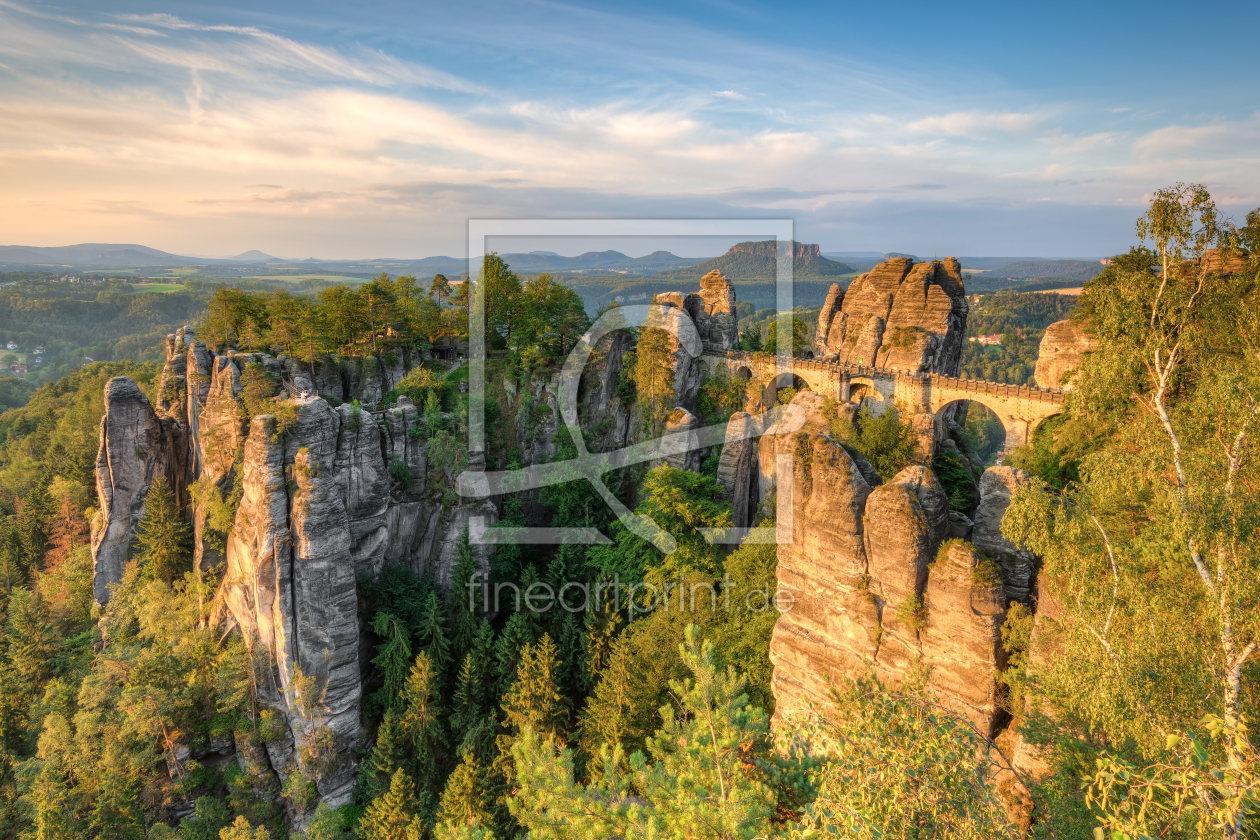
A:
[884,252,917,261]
[652,239,855,281]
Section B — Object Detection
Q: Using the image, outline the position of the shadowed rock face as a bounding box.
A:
[716,411,758,528]
[90,377,184,605]
[972,466,1037,603]
[816,256,968,374]
[1034,319,1098,390]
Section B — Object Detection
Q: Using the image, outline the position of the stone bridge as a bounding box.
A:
[711,350,1067,451]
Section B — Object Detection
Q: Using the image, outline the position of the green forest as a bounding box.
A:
[0,188,1258,839]
[959,291,1079,384]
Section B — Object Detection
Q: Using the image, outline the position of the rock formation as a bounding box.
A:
[815,256,968,374]
[971,466,1037,603]
[684,270,739,353]
[764,422,1022,734]
[90,377,184,604]
[91,327,501,812]
[715,411,758,528]
[1033,319,1098,390]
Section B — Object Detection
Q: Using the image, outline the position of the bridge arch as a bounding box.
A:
[930,394,1064,453]
[764,372,810,407]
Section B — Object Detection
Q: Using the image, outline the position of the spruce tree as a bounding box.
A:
[359,768,426,840]
[449,526,480,660]
[5,587,58,690]
[359,709,407,804]
[370,612,413,715]
[491,612,534,701]
[416,591,451,680]
[134,477,192,584]
[577,633,636,775]
[436,753,492,830]
[399,651,448,812]
[450,654,481,741]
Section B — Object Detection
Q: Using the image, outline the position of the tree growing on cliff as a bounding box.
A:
[134,477,192,585]
[1004,183,1260,838]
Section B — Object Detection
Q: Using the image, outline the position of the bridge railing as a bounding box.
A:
[721,350,1067,404]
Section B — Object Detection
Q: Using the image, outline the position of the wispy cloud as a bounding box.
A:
[0,0,1257,257]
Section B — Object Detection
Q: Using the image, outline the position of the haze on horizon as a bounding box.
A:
[2,0,1258,261]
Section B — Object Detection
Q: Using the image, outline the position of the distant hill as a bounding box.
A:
[497,250,706,274]
[988,260,1104,282]
[227,250,282,262]
[0,243,187,267]
[652,240,855,281]
[823,250,884,261]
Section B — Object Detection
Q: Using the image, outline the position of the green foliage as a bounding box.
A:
[630,327,677,433]
[134,476,192,585]
[784,674,1020,839]
[894,593,927,632]
[763,316,810,356]
[387,456,413,487]
[959,291,1078,384]
[931,448,978,511]
[841,405,918,480]
[694,366,746,425]
[511,626,782,839]
[1001,184,1260,834]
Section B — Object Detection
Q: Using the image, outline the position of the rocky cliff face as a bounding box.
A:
[90,328,499,812]
[90,377,185,604]
[1033,319,1098,390]
[815,256,968,373]
[762,419,1033,736]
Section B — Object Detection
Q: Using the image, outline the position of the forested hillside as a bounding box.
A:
[0,276,207,388]
[959,291,1078,384]
[0,189,1257,840]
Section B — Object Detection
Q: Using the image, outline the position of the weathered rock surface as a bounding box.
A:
[921,541,1009,734]
[815,256,968,375]
[768,440,1018,736]
[661,407,702,472]
[769,435,875,713]
[972,466,1037,602]
[90,377,183,604]
[1033,319,1098,390]
[684,270,739,353]
[715,411,758,528]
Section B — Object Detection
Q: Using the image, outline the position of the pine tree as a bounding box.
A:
[399,651,448,810]
[436,753,492,830]
[133,477,192,584]
[359,708,407,804]
[416,591,451,680]
[449,526,480,661]
[5,587,59,690]
[370,612,413,715]
[492,612,534,701]
[359,768,426,840]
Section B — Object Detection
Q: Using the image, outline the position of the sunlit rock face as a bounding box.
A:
[816,256,968,374]
[1033,319,1098,390]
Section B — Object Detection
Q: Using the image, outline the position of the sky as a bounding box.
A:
[1,0,1258,260]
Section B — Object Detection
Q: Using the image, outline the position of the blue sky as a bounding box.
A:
[1,0,1258,259]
